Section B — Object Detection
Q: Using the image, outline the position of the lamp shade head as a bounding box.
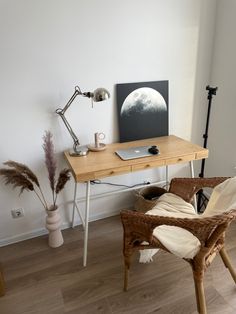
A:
[92,88,110,102]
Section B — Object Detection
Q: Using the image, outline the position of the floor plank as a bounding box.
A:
[0,216,236,313]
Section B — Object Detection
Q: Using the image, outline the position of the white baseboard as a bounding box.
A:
[0,208,120,247]
[0,180,162,247]
[0,187,212,247]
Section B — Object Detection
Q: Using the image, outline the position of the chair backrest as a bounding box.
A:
[169,177,229,203]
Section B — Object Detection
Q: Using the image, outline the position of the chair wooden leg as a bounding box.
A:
[0,266,5,297]
[220,248,236,283]
[193,277,200,313]
[193,275,207,314]
[124,262,129,291]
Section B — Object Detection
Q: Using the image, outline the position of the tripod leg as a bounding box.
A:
[197,189,203,212]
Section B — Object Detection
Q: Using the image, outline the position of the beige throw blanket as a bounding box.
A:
[139,177,236,263]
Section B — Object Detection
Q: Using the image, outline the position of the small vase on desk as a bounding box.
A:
[46,205,64,248]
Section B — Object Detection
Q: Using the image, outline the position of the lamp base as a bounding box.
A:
[69,145,89,157]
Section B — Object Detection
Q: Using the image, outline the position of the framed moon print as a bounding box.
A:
[116,80,169,142]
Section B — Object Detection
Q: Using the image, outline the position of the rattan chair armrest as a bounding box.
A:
[169,177,229,203]
[120,209,236,247]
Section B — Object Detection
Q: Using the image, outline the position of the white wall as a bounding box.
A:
[190,0,217,175]
[205,0,236,177]
[0,0,215,245]
[191,0,217,144]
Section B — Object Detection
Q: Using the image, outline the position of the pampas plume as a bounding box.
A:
[55,169,71,194]
[0,168,34,194]
[4,160,40,187]
[54,168,71,206]
[42,131,56,194]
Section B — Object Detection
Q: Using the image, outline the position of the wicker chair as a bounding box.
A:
[120,177,236,314]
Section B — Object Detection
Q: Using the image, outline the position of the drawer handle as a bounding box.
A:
[178,158,182,162]
[110,171,115,174]
[145,164,151,168]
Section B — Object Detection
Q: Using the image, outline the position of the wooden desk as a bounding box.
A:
[64,135,208,266]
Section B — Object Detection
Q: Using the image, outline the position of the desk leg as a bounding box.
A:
[189,161,197,210]
[165,166,169,187]
[72,181,77,228]
[190,160,194,178]
[83,181,91,267]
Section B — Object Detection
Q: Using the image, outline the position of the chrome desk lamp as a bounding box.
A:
[56,85,110,156]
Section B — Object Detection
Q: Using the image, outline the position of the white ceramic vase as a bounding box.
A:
[46,206,64,248]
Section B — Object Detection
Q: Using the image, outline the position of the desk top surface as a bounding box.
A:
[64,135,208,182]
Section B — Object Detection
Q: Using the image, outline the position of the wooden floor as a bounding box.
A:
[1,215,236,314]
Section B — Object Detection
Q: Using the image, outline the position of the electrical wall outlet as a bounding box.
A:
[11,208,24,218]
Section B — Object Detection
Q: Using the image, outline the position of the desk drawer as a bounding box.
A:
[94,166,131,179]
[132,159,165,172]
[165,154,195,165]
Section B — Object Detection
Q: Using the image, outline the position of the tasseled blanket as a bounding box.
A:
[139,177,236,263]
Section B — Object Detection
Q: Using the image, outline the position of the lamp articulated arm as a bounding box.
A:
[56,86,83,153]
[55,85,110,156]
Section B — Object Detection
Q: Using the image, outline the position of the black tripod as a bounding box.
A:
[197,85,218,212]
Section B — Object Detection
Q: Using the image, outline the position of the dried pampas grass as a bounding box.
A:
[0,131,71,211]
[0,168,34,194]
[42,131,57,193]
[56,169,71,194]
[4,160,40,187]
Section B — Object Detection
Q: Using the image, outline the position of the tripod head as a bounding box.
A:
[206,85,218,98]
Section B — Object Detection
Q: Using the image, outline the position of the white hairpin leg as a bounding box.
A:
[71,179,90,266]
[189,161,197,211]
[71,181,77,228]
[83,181,91,267]
[165,165,169,188]
[190,160,195,178]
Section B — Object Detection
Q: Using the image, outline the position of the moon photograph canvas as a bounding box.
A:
[116,80,169,142]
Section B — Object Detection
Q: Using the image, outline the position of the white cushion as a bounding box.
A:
[203,177,236,217]
[140,178,236,263]
[145,193,200,259]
